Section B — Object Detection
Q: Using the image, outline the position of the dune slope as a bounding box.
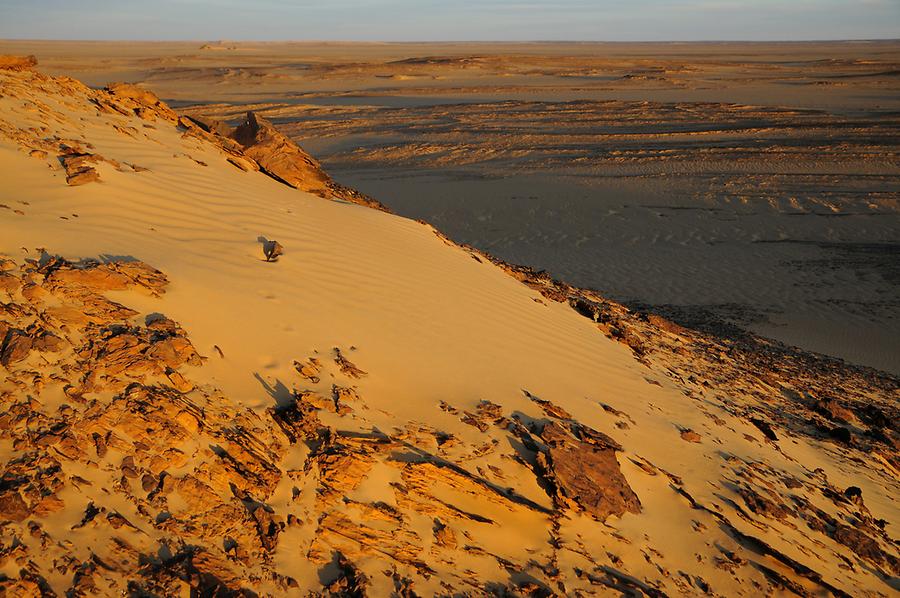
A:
[0,62,897,596]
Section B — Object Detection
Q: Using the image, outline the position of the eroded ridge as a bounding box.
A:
[0,254,640,595]
[0,58,385,211]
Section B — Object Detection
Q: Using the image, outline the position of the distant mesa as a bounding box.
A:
[389,55,487,67]
[200,42,237,51]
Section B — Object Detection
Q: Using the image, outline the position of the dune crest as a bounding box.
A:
[0,64,897,596]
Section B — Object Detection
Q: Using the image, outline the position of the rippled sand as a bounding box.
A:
[5,39,897,371]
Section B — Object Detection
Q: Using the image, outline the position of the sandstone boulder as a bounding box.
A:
[60,152,101,186]
[538,422,641,520]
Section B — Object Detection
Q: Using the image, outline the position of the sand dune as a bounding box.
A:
[0,59,898,596]
[5,39,894,371]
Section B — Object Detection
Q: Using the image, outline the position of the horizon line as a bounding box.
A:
[2,37,899,45]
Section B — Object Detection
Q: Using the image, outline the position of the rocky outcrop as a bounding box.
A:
[105,82,166,109]
[1,64,386,211]
[0,55,36,72]
[1,251,643,595]
[229,111,332,195]
[101,81,179,122]
[538,422,641,521]
[470,236,899,464]
[333,346,366,378]
[0,254,292,596]
[60,151,102,185]
[186,111,389,210]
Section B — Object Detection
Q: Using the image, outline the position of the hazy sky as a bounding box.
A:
[0,0,897,41]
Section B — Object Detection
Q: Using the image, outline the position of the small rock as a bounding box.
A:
[0,272,21,293]
[333,348,366,378]
[538,422,641,520]
[294,357,322,383]
[141,474,158,492]
[815,398,855,424]
[1,330,33,365]
[165,369,194,393]
[227,155,257,172]
[750,418,778,442]
[829,426,852,445]
[433,519,457,549]
[0,490,30,522]
[263,240,284,262]
[680,429,702,443]
[60,153,102,186]
[844,486,863,503]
